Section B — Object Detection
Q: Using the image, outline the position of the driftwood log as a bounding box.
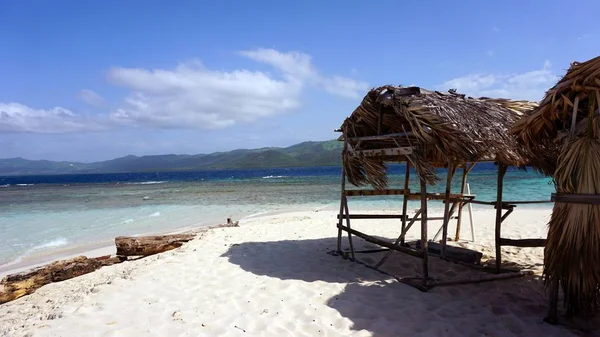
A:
[1,219,240,304]
[114,219,240,257]
[0,255,121,304]
[115,234,196,257]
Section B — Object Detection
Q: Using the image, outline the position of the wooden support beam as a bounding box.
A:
[342,132,413,142]
[420,177,429,286]
[337,140,348,254]
[551,193,600,205]
[415,241,482,265]
[344,189,407,197]
[500,207,514,223]
[427,270,533,288]
[441,164,456,258]
[433,203,459,241]
[353,248,390,254]
[347,147,413,157]
[342,197,356,260]
[495,164,508,273]
[337,225,424,259]
[499,238,546,247]
[336,214,408,220]
[407,193,475,201]
[401,163,411,245]
[374,209,423,268]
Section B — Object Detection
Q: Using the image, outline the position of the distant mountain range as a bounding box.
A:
[0,140,344,176]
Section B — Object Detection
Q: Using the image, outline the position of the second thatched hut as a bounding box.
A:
[512,55,600,318]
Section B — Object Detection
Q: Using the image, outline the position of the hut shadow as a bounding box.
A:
[222,236,600,336]
[220,236,390,283]
[325,249,600,337]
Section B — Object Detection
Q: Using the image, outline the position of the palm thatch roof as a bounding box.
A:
[339,85,537,189]
[512,55,600,176]
[511,55,600,316]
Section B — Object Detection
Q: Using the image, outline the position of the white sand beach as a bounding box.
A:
[0,208,590,337]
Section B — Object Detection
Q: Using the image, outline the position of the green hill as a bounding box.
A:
[0,139,344,176]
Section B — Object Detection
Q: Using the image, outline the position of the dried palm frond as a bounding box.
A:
[545,137,600,316]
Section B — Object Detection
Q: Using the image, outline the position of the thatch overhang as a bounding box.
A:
[339,85,538,189]
[511,55,600,317]
[511,55,600,176]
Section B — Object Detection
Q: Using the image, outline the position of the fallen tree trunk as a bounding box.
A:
[0,255,122,304]
[115,234,196,257]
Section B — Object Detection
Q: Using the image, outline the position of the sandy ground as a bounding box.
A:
[0,208,596,337]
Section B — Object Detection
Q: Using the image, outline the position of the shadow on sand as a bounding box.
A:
[221,237,598,336]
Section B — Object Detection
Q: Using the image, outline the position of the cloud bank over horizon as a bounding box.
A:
[0,49,368,134]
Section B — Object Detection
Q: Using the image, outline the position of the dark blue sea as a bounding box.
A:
[0,164,555,268]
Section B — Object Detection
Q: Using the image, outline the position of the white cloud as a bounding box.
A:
[241,48,368,99]
[107,60,302,129]
[107,49,368,129]
[1,48,367,133]
[438,61,558,101]
[0,103,108,133]
[240,49,316,80]
[79,89,105,107]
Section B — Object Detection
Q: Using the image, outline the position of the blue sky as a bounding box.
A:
[1,1,598,162]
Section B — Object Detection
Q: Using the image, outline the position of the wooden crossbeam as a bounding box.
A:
[346,146,413,157]
[499,238,546,247]
[344,189,407,197]
[337,224,424,259]
[336,214,407,220]
[406,193,476,201]
[343,132,413,142]
[551,193,600,205]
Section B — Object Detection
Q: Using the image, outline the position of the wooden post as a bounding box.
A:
[440,163,456,258]
[343,197,356,260]
[400,162,411,245]
[495,163,507,273]
[455,163,475,241]
[337,140,348,254]
[466,183,475,242]
[375,208,423,268]
[420,176,429,286]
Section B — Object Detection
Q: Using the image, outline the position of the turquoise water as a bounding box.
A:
[0,165,555,267]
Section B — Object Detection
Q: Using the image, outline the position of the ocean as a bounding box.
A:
[0,164,555,268]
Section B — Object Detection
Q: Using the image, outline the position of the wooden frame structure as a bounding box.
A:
[335,85,549,290]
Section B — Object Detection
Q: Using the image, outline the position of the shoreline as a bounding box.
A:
[0,203,552,279]
[0,205,340,279]
[3,207,587,337]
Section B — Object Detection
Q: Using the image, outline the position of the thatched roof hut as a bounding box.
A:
[511,55,600,317]
[339,85,537,189]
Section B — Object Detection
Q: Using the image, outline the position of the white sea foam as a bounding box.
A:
[30,237,69,251]
[149,212,161,217]
[245,211,270,218]
[123,219,134,224]
[2,237,71,267]
[262,175,286,179]
[16,184,34,186]
[126,181,167,185]
[0,184,9,188]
